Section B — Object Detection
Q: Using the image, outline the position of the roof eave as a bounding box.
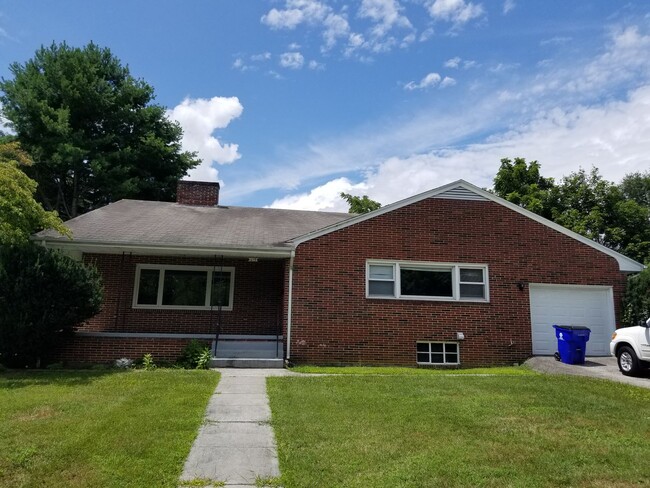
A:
[34,237,293,258]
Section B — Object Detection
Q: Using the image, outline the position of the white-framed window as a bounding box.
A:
[366,260,488,302]
[132,264,235,310]
[417,342,459,365]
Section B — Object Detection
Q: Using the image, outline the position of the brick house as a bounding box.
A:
[36,180,644,367]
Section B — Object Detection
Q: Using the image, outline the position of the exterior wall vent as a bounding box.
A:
[434,186,488,201]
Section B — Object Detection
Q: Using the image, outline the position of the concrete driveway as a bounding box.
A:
[526,355,650,389]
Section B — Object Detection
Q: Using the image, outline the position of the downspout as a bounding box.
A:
[286,249,295,360]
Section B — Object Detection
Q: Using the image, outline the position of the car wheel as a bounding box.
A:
[617,346,640,376]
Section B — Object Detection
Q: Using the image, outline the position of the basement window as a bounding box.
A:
[133,264,234,310]
[416,342,459,365]
[367,261,488,302]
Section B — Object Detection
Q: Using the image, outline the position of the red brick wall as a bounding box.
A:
[56,336,211,363]
[81,254,285,336]
[288,198,627,367]
[176,181,220,206]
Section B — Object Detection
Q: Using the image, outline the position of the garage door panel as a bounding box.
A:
[529,285,614,356]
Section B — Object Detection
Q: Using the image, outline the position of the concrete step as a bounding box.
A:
[210,358,285,369]
[216,339,284,359]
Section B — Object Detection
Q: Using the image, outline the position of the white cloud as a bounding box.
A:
[400,33,416,48]
[540,36,571,46]
[232,58,247,71]
[265,85,650,210]
[261,0,417,57]
[260,0,352,52]
[440,76,456,87]
[251,52,272,61]
[280,51,305,69]
[308,60,325,70]
[419,27,435,42]
[446,57,478,69]
[233,52,272,71]
[322,12,352,50]
[404,72,455,90]
[261,1,314,30]
[444,56,461,68]
[225,22,650,209]
[503,0,515,14]
[166,97,243,181]
[499,26,650,104]
[269,177,367,211]
[427,0,485,25]
[359,0,412,39]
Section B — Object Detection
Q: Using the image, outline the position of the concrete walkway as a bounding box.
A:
[180,368,295,487]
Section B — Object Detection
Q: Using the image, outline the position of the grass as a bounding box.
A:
[268,373,650,488]
[290,364,537,375]
[0,369,219,488]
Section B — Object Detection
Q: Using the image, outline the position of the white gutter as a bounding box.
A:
[286,249,295,360]
[35,238,293,259]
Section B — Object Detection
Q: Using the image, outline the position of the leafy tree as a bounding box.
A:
[622,267,650,327]
[620,171,650,208]
[0,141,69,245]
[0,243,102,367]
[493,157,555,217]
[550,168,650,263]
[0,42,199,219]
[494,160,650,264]
[340,192,381,214]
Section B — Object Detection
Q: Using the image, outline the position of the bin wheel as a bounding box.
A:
[553,352,561,362]
[617,346,640,377]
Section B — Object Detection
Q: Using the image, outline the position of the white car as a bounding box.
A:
[610,318,650,376]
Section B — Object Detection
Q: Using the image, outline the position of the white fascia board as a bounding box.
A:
[36,238,293,259]
[290,179,645,273]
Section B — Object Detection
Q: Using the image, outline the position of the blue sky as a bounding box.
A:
[1,1,650,210]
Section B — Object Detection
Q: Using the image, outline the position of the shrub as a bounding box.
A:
[0,243,102,367]
[195,348,212,370]
[178,339,212,369]
[142,353,156,370]
[114,358,134,369]
[622,267,650,327]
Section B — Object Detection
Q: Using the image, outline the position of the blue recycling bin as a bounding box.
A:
[553,325,591,364]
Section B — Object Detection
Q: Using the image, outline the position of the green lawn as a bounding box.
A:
[0,369,219,488]
[268,373,650,488]
[290,365,536,375]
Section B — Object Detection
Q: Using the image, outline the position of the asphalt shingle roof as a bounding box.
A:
[37,199,353,249]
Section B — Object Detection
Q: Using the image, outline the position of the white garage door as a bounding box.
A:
[529,284,615,356]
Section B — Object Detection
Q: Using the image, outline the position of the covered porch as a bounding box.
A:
[52,241,290,367]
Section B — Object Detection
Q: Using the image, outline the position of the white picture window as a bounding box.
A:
[417,342,459,365]
[366,261,488,302]
[133,264,234,310]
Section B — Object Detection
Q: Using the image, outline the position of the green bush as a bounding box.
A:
[178,339,212,369]
[0,243,103,367]
[622,266,650,327]
[142,353,156,370]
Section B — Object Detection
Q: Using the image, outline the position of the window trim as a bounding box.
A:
[132,264,235,311]
[416,341,460,365]
[366,260,489,302]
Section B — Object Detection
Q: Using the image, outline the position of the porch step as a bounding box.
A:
[209,358,285,368]
[215,338,284,359]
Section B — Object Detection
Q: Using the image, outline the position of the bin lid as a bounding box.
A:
[553,325,591,331]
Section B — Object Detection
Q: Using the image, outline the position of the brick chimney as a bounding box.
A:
[176,180,220,206]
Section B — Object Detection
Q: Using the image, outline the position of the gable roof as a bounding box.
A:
[290,180,645,273]
[35,199,352,257]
